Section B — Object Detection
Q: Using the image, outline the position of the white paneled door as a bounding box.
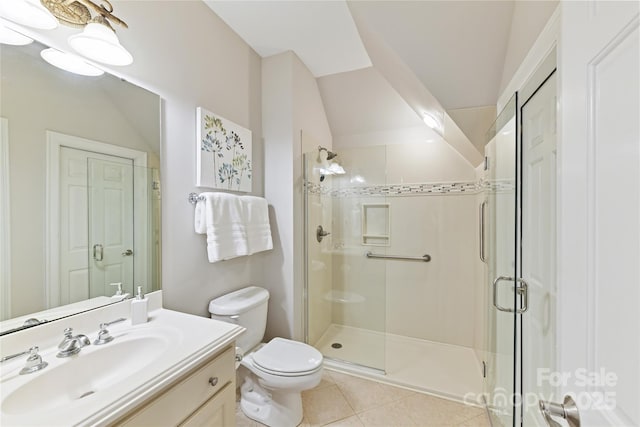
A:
[59,147,134,304]
[87,157,134,299]
[557,2,639,426]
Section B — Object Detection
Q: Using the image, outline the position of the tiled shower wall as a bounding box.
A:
[326,142,482,348]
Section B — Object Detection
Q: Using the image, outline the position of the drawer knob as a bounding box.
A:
[208,377,219,387]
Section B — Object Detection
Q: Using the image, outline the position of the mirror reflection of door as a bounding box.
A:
[59,147,134,304]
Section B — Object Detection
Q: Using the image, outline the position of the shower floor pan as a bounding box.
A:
[315,324,483,402]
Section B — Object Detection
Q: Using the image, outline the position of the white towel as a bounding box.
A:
[198,192,249,262]
[240,196,273,254]
[194,198,207,234]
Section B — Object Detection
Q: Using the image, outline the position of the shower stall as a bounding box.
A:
[303,141,488,400]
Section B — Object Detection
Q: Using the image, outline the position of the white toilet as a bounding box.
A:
[209,286,323,427]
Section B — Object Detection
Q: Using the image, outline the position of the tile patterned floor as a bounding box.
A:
[236,370,491,427]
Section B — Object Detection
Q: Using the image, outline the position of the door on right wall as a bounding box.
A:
[548,2,638,426]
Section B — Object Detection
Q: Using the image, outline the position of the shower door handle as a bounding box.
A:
[479,201,487,263]
[492,276,528,313]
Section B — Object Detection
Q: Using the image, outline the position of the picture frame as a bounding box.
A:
[196,107,252,192]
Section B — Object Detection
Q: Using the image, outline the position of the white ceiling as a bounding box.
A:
[317,67,429,137]
[348,1,514,110]
[204,0,556,159]
[204,1,371,77]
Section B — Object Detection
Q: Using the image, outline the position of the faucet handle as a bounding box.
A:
[0,346,48,375]
[94,318,126,345]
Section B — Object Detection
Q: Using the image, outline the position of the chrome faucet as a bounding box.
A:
[0,346,48,374]
[94,318,126,345]
[57,327,90,357]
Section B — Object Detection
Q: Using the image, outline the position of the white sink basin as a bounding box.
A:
[2,333,171,415]
[0,305,244,426]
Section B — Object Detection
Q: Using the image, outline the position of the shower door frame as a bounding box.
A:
[483,93,522,427]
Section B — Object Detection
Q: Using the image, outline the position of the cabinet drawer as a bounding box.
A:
[179,382,235,427]
[118,346,235,426]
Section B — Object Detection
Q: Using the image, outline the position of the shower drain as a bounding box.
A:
[331,342,342,349]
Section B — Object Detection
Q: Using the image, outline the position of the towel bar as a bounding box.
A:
[188,193,205,204]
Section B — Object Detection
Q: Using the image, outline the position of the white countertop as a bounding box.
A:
[0,292,244,426]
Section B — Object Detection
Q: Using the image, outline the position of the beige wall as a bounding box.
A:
[498,0,559,95]
[262,51,332,341]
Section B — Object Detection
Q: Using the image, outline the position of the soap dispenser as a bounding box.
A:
[110,282,130,300]
[130,286,148,325]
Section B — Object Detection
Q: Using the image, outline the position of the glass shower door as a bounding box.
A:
[303,148,386,373]
[484,94,520,426]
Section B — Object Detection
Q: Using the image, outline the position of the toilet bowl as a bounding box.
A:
[209,287,323,427]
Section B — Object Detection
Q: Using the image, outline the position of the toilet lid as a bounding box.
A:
[253,338,322,374]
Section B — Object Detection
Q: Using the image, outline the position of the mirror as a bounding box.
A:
[0,40,161,334]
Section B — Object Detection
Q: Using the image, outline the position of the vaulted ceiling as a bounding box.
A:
[205,1,557,160]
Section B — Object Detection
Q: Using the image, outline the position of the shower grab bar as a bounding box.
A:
[365,251,431,262]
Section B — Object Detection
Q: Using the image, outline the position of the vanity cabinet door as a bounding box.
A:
[116,346,235,426]
[179,382,235,427]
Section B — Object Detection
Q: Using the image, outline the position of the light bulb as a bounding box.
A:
[40,48,104,77]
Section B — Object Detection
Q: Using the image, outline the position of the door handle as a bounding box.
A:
[492,276,528,313]
[122,249,133,256]
[93,244,103,261]
[539,395,580,427]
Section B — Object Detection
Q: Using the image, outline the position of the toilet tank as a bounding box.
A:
[209,286,269,352]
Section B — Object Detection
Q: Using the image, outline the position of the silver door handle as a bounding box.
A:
[539,395,580,427]
[479,201,487,263]
[492,276,528,313]
[93,244,103,261]
[122,249,133,256]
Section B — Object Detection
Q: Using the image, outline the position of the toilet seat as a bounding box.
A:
[252,338,322,377]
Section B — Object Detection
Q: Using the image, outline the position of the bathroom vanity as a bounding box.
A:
[115,345,236,426]
[0,292,244,426]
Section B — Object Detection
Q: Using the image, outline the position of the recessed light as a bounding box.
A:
[40,48,104,77]
[422,113,439,129]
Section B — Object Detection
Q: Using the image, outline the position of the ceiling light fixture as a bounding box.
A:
[422,113,439,130]
[68,16,132,66]
[41,0,132,66]
[1,0,133,66]
[0,0,58,30]
[0,22,34,45]
[40,47,104,76]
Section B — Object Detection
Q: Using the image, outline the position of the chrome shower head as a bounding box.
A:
[318,146,338,161]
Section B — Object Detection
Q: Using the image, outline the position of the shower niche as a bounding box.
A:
[361,203,390,246]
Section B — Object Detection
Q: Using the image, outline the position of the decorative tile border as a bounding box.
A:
[305,180,514,197]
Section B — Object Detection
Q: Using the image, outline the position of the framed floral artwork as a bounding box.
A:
[196,107,252,192]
